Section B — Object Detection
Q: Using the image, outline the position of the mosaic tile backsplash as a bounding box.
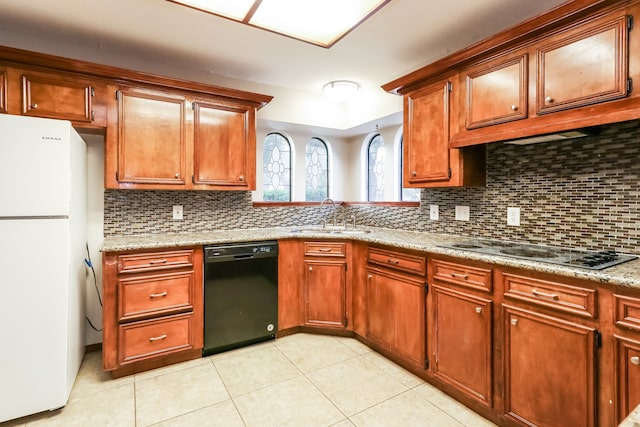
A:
[104,120,640,254]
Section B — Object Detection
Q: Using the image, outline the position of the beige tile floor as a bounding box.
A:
[2,334,497,427]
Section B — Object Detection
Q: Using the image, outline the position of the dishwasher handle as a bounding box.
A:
[204,242,278,263]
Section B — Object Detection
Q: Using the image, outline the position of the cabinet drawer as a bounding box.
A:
[503,273,596,318]
[304,241,346,257]
[431,260,492,292]
[368,247,426,276]
[615,294,640,332]
[118,272,193,322]
[119,313,193,364]
[117,250,194,273]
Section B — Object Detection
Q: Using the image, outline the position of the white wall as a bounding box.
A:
[79,133,104,346]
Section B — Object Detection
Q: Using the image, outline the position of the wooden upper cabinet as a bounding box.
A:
[0,68,7,114]
[193,99,255,189]
[116,88,187,186]
[404,80,451,185]
[537,13,630,115]
[465,53,528,129]
[21,71,94,122]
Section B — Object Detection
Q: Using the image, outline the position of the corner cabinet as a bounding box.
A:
[102,247,203,377]
[303,242,348,329]
[404,78,485,188]
[105,85,261,190]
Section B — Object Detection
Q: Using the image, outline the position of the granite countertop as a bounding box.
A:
[102,226,640,290]
[620,404,640,427]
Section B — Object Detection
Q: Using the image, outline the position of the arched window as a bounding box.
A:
[304,137,329,201]
[263,132,291,201]
[399,135,420,201]
[367,134,385,201]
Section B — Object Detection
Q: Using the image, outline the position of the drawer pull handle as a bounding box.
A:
[149,259,168,264]
[511,318,518,326]
[388,258,400,265]
[475,307,482,314]
[149,334,167,342]
[318,248,332,252]
[532,289,559,300]
[450,273,468,279]
[631,356,640,366]
[150,292,168,298]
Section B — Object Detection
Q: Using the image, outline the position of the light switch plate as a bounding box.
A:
[455,205,470,221]
[429,204,439,220]
[173,205,183,220]
[507,207,520,226]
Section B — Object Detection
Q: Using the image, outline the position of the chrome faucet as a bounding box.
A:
[320,198,337,227]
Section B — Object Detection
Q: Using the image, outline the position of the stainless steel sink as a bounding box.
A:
[290,227,371,235]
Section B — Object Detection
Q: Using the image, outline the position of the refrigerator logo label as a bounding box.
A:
[41,136,63,141]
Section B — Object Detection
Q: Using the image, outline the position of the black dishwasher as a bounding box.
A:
[203,241,278,356]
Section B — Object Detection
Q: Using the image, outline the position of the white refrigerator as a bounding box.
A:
[0,114,86,423]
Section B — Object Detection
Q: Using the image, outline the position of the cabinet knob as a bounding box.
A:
[545,96,553,103]
[239,175,245,182]
[511,318,518,326]
[411,171,417,177]
[475,307,482,314]
[30,103,38,109]
[511,104,517,111]
[367,274,372,280]
[631,356,640,366]
[309,266,313,272]
[175,173,179,178]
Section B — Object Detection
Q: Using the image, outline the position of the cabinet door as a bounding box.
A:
[503,305,596,427]
[116,88,186,186]
[367,267,425,366]
[21,71,93,122]
[537,14,629,114]
[615,335,640,424]
[0,68,6,114]
[465,54,527,129]
[404,80,451,185]
[193,100,256,189]
[432,285,492,406]
[304,260,347,328]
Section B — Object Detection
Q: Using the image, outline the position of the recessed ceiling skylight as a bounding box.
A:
[169,0,390,48]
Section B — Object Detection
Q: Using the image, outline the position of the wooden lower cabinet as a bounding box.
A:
[616,335,640,424]
[303,241,348,329]
[502,305,597,427]
[102,247,203,377]
[366,246,426,367]
[431,285,493,406]
[304,259,347,328]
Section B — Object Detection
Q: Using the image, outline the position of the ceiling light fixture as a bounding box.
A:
[323,80,360,101]
[168,0,390,48]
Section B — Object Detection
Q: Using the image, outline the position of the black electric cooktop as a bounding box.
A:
[440,239,637,270]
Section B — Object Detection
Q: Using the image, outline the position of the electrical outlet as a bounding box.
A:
[455,205,470,221]
[507,207,520,226]
[173,205,183,220]
[429,204,439,220]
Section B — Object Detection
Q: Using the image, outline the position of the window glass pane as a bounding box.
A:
[367,134,385,201]
[399,136,420,201]
[305,138,329,201]
[263,133,291,201]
